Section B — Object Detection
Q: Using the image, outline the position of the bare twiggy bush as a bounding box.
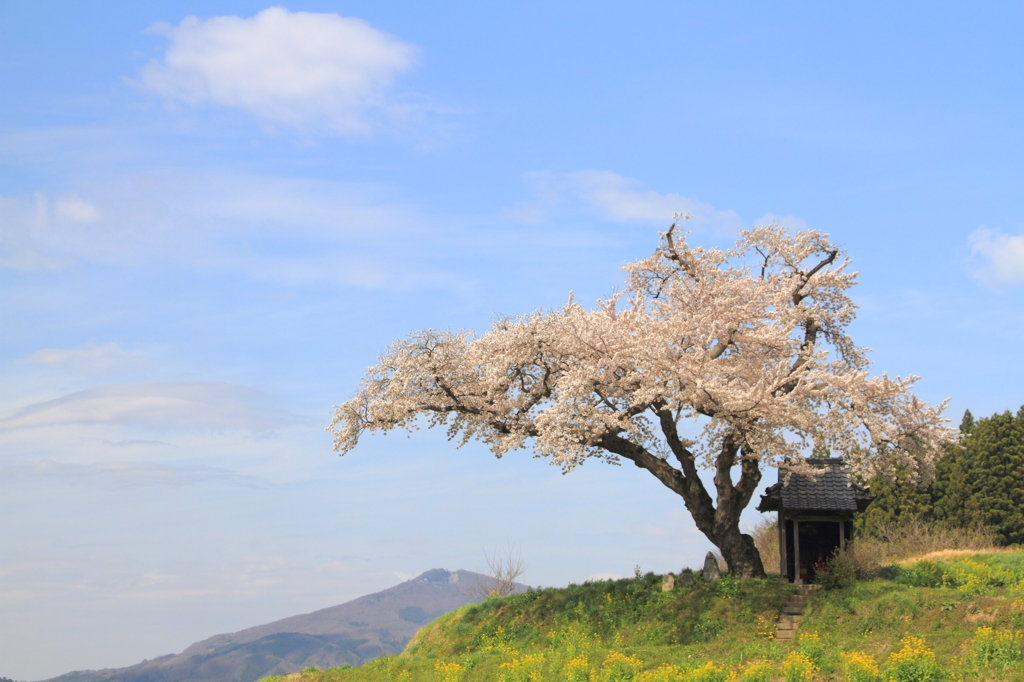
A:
[747,516,780,576]
[465,544,525,600]
[858,516,999,564]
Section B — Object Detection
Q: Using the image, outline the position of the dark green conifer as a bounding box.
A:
[959,409,975,435]
[855,465,933,536]
[857,407,1024,546]
[931,407,1024,545]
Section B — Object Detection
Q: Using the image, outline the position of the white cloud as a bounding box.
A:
[969,228,1024,286]
[755,212,809,231]
[521,170,744,232]
[54,195,102,223]
[140,7,418,135]
[0,382,303,433]
[0,194,65,271]
[0,175,464,289]
[27,342,148,376]
[0,459,267,488]
[500,205,546,225]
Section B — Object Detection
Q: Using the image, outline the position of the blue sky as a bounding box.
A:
[2,2,1024,679]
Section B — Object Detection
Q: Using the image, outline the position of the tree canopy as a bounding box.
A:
[858,407,1024,546]
[933,408,1024,544]
[331,221,955,576]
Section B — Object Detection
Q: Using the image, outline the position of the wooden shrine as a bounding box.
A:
[756,457,874,584]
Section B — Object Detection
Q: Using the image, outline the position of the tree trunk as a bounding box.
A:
[597,419,769,578]
[679,481,768,578]
[713,527,765,578]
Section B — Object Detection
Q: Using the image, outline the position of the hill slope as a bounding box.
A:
[44,569,502,682]
[269,551,1024,681]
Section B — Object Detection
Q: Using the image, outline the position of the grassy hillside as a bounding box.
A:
[267,551,1024,681]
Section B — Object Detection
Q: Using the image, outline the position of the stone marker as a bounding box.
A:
[677,572,694,585]
[702,551,721,582]
[661,574,674,592]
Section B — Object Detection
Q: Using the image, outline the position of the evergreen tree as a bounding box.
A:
[857,407,1024,546]
[960,409,975,435]
[855,465,934,535]
[931,407,1024,545]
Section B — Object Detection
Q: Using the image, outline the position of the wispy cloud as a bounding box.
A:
[54,194,103,223]
[139,7,418,135]
[0,382,304,433]
[754,213,809,231]
[969,228,1024,286]
[516,171,744,231]
[0,193,66,271]
[26,342,149,376]
[0,459,268,488]
[0,174,469,289]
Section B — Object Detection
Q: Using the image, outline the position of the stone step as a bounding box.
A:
[775,586,820,641]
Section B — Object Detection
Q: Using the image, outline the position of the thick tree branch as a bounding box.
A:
[791,249,838,305]
[596,433,688,498]
[652,404,717,526]
[708,326,738,360]
[661,223,699,280]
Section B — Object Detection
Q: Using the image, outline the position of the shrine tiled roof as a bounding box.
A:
[756,458,873,513]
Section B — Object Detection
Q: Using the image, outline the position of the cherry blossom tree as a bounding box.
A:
[330,219,956,577]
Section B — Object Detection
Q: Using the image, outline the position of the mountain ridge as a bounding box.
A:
[42,568,506,682]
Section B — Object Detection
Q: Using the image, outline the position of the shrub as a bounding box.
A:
[840,651,880,682]
[856,516,998,566]
[733,659,775,682]
[781,651,817,682]
[884,636,945,682]
[891,560,946,588]
[893,555,1020,594]
[434,660,466,682]
[941,558,1015,594]
[818,545,876,588]
[797,631,824,664]
[969,626,1023,668]
[599,651,643,682]
[755,615,777,640]
[548,624,597,656]
[499,652,546,682]
[563,656,592,682]
[639,664,684,682]
[748,517,780,576]
[683,662,728,682]
[694,614,725,640]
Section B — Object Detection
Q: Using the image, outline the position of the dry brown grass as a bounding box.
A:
[856,516,998,565]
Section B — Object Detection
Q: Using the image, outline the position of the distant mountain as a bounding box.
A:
[44,569,515,682]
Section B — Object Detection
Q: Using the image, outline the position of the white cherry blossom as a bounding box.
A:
[330,220,955,576]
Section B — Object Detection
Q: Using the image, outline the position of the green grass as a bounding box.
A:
[264,552,1024,682]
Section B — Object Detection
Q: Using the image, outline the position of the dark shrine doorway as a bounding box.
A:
[797,520,850,583]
